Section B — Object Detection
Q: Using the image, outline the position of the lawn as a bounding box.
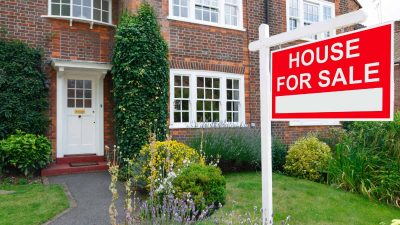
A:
[205,172,400,225]
[0,184,69,225]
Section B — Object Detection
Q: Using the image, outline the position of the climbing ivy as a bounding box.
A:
[112,4,169,161]
[0,39,49,139]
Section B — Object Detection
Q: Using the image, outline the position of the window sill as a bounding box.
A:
[167,16,246,32]
[169,122,247,129]
[41,15,115,29]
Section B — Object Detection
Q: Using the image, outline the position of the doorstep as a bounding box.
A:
[41,154,108,177]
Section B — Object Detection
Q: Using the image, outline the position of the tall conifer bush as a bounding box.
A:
[112,4,169,161]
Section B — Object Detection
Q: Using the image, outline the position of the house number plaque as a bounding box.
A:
[74,109,85,114]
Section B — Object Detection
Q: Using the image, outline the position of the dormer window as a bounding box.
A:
[48,0,112,25]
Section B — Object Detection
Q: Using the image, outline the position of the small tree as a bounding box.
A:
[0,39,49,139]
[112,4,169,161]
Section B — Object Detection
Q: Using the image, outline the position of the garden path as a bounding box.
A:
[48,172,126,225]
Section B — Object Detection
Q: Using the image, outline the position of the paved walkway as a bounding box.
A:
[48,172,126,225]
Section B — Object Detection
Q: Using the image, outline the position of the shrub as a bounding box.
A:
[0,39,49,139]
[135,140,204,190]
[112,4,169,164]
[328,112,400,206]
[0,131,52,175]
[188,127,288,172]
[284,136,331,181]
[272,139,288,172]
[173,163,226,211]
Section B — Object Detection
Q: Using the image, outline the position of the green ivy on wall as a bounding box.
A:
[0,39,49,140]
[112,4,169,162]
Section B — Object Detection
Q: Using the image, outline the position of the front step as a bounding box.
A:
[41,161,108,177]
[56,154,105,164]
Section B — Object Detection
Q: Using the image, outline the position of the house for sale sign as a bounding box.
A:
[271,23,394,120]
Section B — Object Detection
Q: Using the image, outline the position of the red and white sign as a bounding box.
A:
[271,23,394,120]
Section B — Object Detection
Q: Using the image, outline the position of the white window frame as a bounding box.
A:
[168,0,244,31]
[42,0,113,28]
[286,0,335,40]
[169,69,245,129]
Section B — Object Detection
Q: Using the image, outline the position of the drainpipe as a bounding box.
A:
[264,0,269,24]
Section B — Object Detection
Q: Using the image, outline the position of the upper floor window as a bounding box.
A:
[49,0,112,24]
[287,0,335,39]
[169,0,243,30]
[170,69,245,128]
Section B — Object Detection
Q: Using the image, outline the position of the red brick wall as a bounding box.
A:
[395,64,400,111]
[0,0,118,156]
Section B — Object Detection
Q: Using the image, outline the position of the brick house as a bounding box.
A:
[0,0,367,174]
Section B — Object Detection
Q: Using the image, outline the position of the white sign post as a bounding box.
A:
[249,10,369,224]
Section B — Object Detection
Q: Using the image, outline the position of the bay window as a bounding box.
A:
[170,70,245,128]
[48,0,112,24]
[287,0,335,39]
[169,0,243,30]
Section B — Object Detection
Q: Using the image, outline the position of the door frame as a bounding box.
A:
[52,59,111,158]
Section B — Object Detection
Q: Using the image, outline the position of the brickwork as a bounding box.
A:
[0,0,119,156]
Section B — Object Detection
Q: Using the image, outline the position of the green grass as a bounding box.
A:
[205,172,400,225]
[0,184,69,225]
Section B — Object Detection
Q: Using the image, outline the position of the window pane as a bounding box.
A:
[182,88,189,98]
[212,112,219,122]
[182,100,189,110]
[76,99,83,108]
[61,4,70,16]
[76,80,83,88]
[93,8,101,20]
[174,112,181,122]
[83,6,91,18]
[83,0,91,7]
[68,79,75,88]
[84,80,91,89]
[84,90,91,98]
[174,76,182,86]
[174,88,182,98]
[73,0,81,4]
[51,4,61,15]
[84,99,92,108]
[205,89,212,99]
[52,0,61,2]
[197,77,204,87]
[68,89,75,98]
[181,7,188,17]
[182,112,189,122]
[205,78,212,87]
[213,90,219,99]
[197,88,204,98]
[205,101,211,110]
[102,11,109,22]
[68,99,75,107]
[195,7,202,20]
[182,76,189,86]
[205,112,212,122]
[76,89,83,98]
[102,0,109,10]
[197,112,203,122]
[62,0,70,3]
[197,101,203,110]
[73,5,81,17]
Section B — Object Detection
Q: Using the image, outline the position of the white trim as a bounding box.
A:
[286,0,336,40]
[169,69,245,129]
[168,0,244,31]
[44,0,113,28]
[52,59,112,72]
[52,60,109,157]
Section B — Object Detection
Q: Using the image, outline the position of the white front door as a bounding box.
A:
[63,77,97,155]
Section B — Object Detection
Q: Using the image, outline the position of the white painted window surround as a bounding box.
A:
[42,0,113,28]
[286,0,335,40]
[170,69,245,129]
[168,0,244,31]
